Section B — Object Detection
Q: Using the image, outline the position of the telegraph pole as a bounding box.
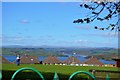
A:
[118,2,120,58]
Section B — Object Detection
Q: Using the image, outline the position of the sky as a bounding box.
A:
[2,2,118,48]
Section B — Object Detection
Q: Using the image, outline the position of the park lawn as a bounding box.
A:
[2,64,120,80]
[2,64,120,73]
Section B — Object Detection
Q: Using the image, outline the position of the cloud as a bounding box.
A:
[39,35,55,41]
[89,40,118,48]
[19,19,29,24]
[103,32,118,37]
[2,35,34,46]
[2,36,33,44]
[74,40,88,43]
[3,0,82,2]
[55,39,117,48]
[2,36,23,41]
[84,32,118,38]
[76,26,92,30]
[55,39,88,46]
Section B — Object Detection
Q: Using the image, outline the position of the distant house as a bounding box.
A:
[0,56,11,64]
[20,55,39,64]
[42,55,62,64]
[83,56,104,66]
[113,58,120,67]
[63,56,82,65]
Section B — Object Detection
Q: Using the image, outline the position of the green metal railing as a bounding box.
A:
[10,67,110,80]
[0,71,2,80]
[106,74,110,80]
[68,71,96,80]
[53,72,59,80]
[11,68,45,80]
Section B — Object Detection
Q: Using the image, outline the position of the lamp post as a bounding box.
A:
[72,53,76,65]
[118,8,120,58]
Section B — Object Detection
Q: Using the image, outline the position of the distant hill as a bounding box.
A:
[2,46,118,61]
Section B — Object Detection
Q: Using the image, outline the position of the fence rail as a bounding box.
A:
[89,70,120,80]
[6,67,113,80]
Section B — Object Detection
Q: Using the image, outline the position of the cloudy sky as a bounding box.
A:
[2,2,118,48]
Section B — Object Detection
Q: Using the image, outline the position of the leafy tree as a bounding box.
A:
[73,2,120,31]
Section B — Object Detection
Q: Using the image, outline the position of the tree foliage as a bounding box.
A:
[73,2,120,31]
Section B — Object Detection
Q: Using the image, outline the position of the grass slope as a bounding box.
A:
[2,64,120,80]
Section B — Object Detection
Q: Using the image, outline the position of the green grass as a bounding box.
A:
[2,64,120,80]
[2,64,120,73]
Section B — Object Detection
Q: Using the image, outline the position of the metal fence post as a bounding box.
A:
[0,71,2,80]
[106,74,110,80]
[92,70,96,77]
[53,72,59,80]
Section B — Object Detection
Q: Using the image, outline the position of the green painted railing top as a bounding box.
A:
[53,72,59,80]
[0,71,2,80]
[11,67,110,80]
[11,67,45,80]
[106,74,110,80]
[68,71,96,80]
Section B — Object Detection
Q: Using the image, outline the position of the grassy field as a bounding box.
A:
[2,64,120,80]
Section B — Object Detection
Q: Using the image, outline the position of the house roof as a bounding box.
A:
[84,56,104,65]
[20,55,39,64]
[43,55,62,64]
[63,56,81,64]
